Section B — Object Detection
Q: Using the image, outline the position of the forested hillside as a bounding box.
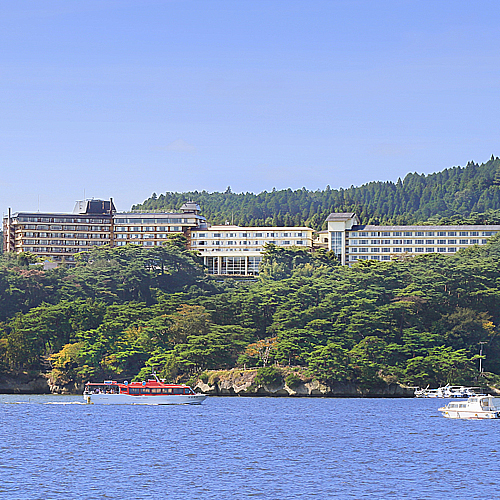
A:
[133,156,500,229]
[2,239,500,391]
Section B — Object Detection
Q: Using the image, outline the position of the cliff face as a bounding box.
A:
[194,369,414,398]
[0,373,51,394]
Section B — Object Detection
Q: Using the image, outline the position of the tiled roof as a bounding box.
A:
[325,212,357,221]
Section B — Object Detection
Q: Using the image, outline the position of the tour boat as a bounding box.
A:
[438,395,500,419]
[83,376,207,405]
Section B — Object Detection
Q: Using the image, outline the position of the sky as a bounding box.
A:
[2,0,500,213]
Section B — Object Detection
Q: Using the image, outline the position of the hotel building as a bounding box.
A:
[191,225,315,275]
[2,200,207,266]
[2,200,314,275]
[325,213,500,265]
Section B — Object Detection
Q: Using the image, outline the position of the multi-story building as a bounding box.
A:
[325,213,500,265]
[3,199,207,266]
[191,225,314,275]
[3,200,313,275]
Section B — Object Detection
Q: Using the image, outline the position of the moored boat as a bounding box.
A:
[83,375,207,405]
[438,395,500,419]
[414,384,480,398]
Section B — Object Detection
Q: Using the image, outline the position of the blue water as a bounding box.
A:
[0,396,498,499]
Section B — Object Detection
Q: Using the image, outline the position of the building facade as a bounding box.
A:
[2,200,314,275]
[2,200,207,266]
[325,213,500,265]
[191,225,315,275]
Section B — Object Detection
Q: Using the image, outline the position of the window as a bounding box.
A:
[459,231,468,236]
[381,247,390,252]
[403,239,413,245]
[437,231,446,236]
[415,239,424,244]
[448,231,456,236]
[359,240,368,245]
[425,232,435,236]
[448,239,456,244]
[381,240,390,244]
[140,388,151,394]
[471,239,479,244]
[404,232,412,236]
[470,231,479,236]
[392,239,402,245]
[482,239,487,244]
[283,241,290,245]
[381,255,390,260]
[437,248,446,253]
[129,388,140,394]
[415,231,424,236]
[448,248,456,253]
[393,232,402,236]
[437,239,446,244]
[358,248,368,253]
[381,232,390,237]
[393,248,402,253]
[359,232,368,237]
[370,248,380,252]
[370,232,380,236]
[404,248,412,252]
[256,233,262,237]
[425,248,434,252]
[459,239,468,244]
[483,231,495,236]
[371,240,380,244]
[350,248,357,253]
[425,240,434,244]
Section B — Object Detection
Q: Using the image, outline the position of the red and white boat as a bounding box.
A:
[83,375,207,405]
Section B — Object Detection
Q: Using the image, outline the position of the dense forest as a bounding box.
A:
[1,235,500,391]
[133,156,500,229]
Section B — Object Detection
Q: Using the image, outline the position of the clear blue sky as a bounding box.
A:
[2,0,500,213]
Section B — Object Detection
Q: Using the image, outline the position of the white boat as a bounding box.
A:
[83,377,207,405]
[414,384,480,398]
[439,395,500,419]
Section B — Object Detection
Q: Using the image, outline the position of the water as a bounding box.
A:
[0,395,498,499]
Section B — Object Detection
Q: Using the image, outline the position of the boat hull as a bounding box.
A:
[439,409,500,419]
[84,393,207,405]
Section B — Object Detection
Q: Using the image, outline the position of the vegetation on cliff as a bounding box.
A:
[1,235,500,391]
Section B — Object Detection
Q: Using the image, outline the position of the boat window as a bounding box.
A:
[162,388,173,394]
[141,388,151,394]
[173,388,184,394]
[151,388,162,394]
[129,388,140,394]
[120,387,128,393]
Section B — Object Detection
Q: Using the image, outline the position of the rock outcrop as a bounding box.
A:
[194,369,415,397]
[0,372,51,394]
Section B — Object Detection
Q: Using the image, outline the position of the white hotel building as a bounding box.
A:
[326,213,500,265]
[191,225,314,275]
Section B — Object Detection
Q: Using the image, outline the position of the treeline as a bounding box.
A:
[132,156,500,229]
[1,237,500,390]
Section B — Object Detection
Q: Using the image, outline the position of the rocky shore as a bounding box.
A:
[193,368,415,398]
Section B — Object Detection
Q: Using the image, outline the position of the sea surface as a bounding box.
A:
[0,395,498,499]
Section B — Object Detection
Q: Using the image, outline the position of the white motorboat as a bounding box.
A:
[439,395,500,419]
[414,384,480,398]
